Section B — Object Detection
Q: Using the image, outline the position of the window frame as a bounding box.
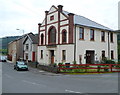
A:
[111,50,114,59]
[50,15,54,21]
[62,29,67,44]
[79,27,84,40]
[90,29,94,41]
[62,50,66,61]
[26,44,29,50]
[41,50,43,59]
[48,26,56,45]
[101,31,105,42]
[102,50,105,60]
[110,32,113,43]
[41,33,44,45]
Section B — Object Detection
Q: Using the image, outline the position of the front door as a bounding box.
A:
[50,50,54,64]
[32,52,35,62]
[86,50,95,64]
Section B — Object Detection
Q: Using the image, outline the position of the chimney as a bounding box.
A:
[38,23,41,33]
[38,23,41,45]
[68,13,74,44]
[57,5,63,12]
[68,13,74,17]
[45,11,49,16]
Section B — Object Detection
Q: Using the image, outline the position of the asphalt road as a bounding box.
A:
[2,62,119,93]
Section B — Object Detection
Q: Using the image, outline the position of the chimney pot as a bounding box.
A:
[57,5,63,12]
[45,11,49,15]
[68,13,74,16]
[38,23,41,26]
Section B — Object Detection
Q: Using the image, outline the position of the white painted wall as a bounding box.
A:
[75,26,118,64]
[47,12,58,24]
[60,13,67,20]
[24,38,37,61]
[37,44,74,65]
[38,5,118,66]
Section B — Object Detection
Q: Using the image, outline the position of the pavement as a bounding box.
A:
[0,62,2,94]
[2,62,119,94]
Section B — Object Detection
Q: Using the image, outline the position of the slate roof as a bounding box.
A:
[63,11,113,31]
[23,33,38,44]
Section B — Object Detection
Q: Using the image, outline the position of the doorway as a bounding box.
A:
[50,50,54,64]
[32,52,35,62]
[86,50,95,64]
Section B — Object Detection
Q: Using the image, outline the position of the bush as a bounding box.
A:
[49,63,57,67]
[101,57,115,64]
[105,60,115,64]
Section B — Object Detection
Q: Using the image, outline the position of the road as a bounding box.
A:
[2,62,119,94]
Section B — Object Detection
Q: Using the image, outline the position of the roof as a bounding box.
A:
[114,30,120,33]
[63,11,113,31]
[23,33,38,44]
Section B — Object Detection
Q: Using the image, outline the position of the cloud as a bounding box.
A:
[0,0,119,37]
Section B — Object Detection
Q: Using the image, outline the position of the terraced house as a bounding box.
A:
[37,5,118,65]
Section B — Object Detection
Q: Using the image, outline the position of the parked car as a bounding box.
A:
[0,56,7,62]
[14,61,28,71]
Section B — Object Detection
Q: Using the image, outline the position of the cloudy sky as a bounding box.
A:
[0,0,119,38]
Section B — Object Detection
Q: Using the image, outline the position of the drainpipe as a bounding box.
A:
[74,24,77,63]
[108,32,110,59]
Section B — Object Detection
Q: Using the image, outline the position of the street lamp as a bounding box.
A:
[16,29,24,35]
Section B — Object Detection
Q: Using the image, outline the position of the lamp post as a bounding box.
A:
[16,29,24,35]
[16,28,25,61]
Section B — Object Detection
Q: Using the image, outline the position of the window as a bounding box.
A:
[90,29,94,41]
[41,50,43,59]
[62,50,66,61]
[62,30,67,43]
[102,51,105,60]
[48,26,56,44]
[50,15,54,21]
[26,44,28,50]
[111,50,114,59]
[41,33,44,45]
[110,32,113,42]
[101,31,105,42]
[79,27,84,40]
[26,53,28,60]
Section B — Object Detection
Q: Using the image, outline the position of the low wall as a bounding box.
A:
[37,64,59,73]
[28,62,59,73]
[27,62,38,68]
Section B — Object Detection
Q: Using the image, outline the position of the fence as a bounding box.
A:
[58,64,120,73]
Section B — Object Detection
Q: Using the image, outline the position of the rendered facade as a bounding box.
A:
[37,5,117,65]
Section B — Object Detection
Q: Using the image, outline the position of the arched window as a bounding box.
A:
[62,30,67,43]
[41,33,44,45]
[48,26,56,44]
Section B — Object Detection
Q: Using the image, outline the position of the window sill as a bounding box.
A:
[62,60,66,62]
[90,40,95,41]
[79,39,84,41]
[110,42,114,43]
[101,41,105,42]
[62,42,67,44]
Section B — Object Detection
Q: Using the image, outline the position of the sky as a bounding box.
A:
[0,0,119,38]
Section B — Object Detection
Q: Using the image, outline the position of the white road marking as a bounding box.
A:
[39,71,45,72]
[65,89,82,93]
[4,74,13,79]
[22,80,46,87]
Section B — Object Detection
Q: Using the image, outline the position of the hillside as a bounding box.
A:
[0,36,21,54]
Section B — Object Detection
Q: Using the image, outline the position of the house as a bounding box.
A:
[37,5,118,65]
[8,40,17,63]
[23,33,38,62]
[8,35,26,63]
